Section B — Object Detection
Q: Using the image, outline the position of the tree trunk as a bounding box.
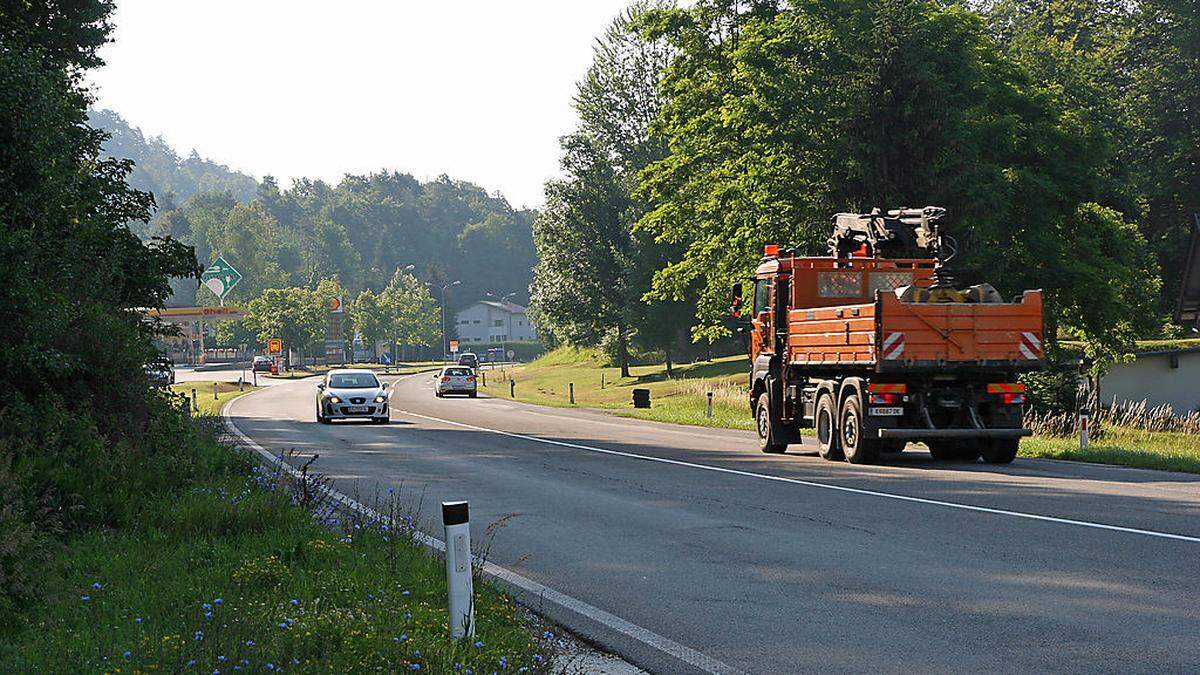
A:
[617,321,630,378]
[665,345,673,378]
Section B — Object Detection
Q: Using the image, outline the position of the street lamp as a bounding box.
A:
[441,280,461,362]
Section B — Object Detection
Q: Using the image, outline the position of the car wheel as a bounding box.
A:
[316,407,328,424]
[372,416,388,425]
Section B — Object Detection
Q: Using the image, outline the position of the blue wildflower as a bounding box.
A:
[205,611,213,619]
[409,665,421,671]
[194,630,204,641]
[266,664,275,671]
[245,640,254,647]
[532,654,542,663]
[135,617,143,624]
[499,656,508,669]
[218,655,227,662]
[81,595,90,602]
[454,664,462,671]
[290,599,298,606]
[278,622,288,630]
[124,651,132,658]
[187,659,196,667]
[92,582,103,590]
[213,598,223,605]
[401,590,410,597]
[473,641,484,648]
[202,603,212,610]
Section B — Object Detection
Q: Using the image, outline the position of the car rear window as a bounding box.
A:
[445,367,472,376]
[329,372,379,388]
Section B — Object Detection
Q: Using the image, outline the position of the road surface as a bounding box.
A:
[226,373,1200,674]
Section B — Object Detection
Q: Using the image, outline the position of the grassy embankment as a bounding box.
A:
[486,347,1200,473]
[1,386,550,673]
[266,362,443,380]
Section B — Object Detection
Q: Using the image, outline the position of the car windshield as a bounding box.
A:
[445,367,471,376]
[329,372,379,388]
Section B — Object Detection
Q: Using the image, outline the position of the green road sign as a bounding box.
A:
[200,256,242,302]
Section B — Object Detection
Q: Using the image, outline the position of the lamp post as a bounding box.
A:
[441,280,461,363]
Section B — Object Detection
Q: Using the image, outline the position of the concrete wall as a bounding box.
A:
[1099,350,1200,413]
[454,303,536,343]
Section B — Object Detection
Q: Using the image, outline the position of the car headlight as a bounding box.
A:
[328,395,341,404]
[374,395,386,403]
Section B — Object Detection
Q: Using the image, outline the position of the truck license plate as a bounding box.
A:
[869,407,904,416]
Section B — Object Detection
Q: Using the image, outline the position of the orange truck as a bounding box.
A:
[732,207,1044,464]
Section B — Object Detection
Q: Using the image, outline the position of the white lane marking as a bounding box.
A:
[396,409,1200,545]
[223,389,742,675]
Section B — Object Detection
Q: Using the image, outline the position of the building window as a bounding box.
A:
[473,320,481,324]
[493,319,504,327]
[517,320,523,326]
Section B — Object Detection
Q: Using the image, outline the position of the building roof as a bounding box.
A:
[469,300,527,314]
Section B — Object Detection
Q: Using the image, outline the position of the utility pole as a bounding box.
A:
[441,280,461,363]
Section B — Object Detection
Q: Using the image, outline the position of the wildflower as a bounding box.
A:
[541,631,553,640]
[292,659,300,665]
[124,651,132,658]
[499,656,508,669]
[135,617,144,624]
[187,659,196,667]
[401,590,410,597]
[202,603,212,610]
[290,599,299,607]
[403,612,412,620]
[409,665,421,671]
[92,582,103,590]
[81,595,90,602]
[532,655,542,663]
[194,630,204,641]
[368,594,375,600]
[266,664,275,671]
[245,640,254,647]
[278,622,289,630]
[413,649,421,657]
[205,611,213,619]
[241,659,250,665]
[473,641,484,648]
[454,664,462,671]
[218,656,227,662]
[213,598,223,605]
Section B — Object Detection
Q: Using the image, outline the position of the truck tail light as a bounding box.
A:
[1002,393,1026,405]
[867,383,906,394]
[870,393,900,405]
[987,383,1026,394]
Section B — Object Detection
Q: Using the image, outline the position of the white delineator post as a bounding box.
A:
[442,501,475,639]
[1079,412,1090,450]
[569,382,575,405]
[706,391,714,418]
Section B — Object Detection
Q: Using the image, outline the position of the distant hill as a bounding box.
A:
[88,109,259,228]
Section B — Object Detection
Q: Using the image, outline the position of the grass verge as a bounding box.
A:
[172,380,258,416]
[266,362,443,380]
[481,347,753,430]
[488,347,1200,472]
[0,392,550,673]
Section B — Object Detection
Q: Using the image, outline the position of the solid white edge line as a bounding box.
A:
[395,409,1200,546]
[222,381,743,675]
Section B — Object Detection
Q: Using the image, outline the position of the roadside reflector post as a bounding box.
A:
[441,501,475,639]
[213,381,219,400]
[569,382,575,404]
[253,369,258,387]
[601,372,605,389]
[482,371,486,387]
[191,388,198,412]
[1079,412,1090,450]
[509,379,515,398]
[239,376,244,392]
[706,391,714,418]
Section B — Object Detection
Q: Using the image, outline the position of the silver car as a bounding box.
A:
[435,365,477,398]
[316,369,389,424]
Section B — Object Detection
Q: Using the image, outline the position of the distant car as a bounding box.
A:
[457,352,479,369]
[435,365,477,398]
[252,356,273,373]
[316,369,389,424]
[145,357,174,387]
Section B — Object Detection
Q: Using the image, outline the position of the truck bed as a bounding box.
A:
[786,290,1044,370]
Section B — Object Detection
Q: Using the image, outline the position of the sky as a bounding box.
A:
[89,0,635,209]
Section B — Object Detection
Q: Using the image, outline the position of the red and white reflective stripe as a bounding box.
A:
[882,332,905,360]
[1019,331,1043,360]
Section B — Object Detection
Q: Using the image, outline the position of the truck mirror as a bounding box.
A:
[729,283,744,317]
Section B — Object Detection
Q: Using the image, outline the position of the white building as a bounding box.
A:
[454,300,536,343]
[1100,347,1200,413]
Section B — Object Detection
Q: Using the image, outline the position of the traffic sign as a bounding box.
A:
[267,338,283,355]
[449,340,460,353]
[506,349,515,360]
[328,296,343,313]
[200,256,242,302]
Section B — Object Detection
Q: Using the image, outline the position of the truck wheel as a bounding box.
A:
[755,393,787,454]
[928,442,979,461]
[840,396,880,464]
[980,438,1019,464]
[815,394,842,460]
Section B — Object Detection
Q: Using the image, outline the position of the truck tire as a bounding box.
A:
[815,393,842,460]
[840,396,879,464]
[980,438,1019,464]
[927,442,979,461]
[756,393,787,454]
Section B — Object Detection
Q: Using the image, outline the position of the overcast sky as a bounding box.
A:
[89,0,634,209]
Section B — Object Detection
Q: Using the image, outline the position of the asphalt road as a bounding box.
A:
[227,373,1200,674]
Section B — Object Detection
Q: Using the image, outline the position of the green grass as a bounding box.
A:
[172,380,257,416]
[1019,427,1200,473]
[489,347,1200,472]
[0,403,549,673]
[267,362,442,380]
[482,347,754,430]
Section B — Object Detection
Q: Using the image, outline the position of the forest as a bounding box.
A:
[530,0,1198,372]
